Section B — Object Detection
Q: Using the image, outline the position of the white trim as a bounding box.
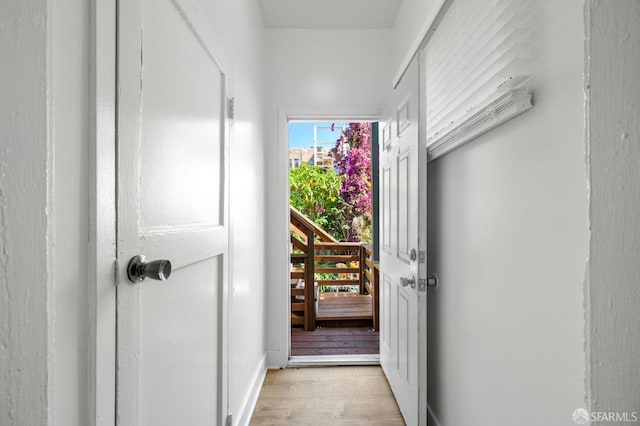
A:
[89,1,117,425]
[46,0,56,422]
[427,88,533,162]
[271,107,381,370]
[235,355,267,426]
[417,50,429,426]
[171,0,228,74]
[288,354,380,367]
[392,0,447,89]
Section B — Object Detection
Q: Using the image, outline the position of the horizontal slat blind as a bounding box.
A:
[426,0,533,144]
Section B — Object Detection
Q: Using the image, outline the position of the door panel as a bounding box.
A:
[382,274,391,352]
[139,0,223,229]
[140,259,220,426]
[397,150,410,262]
[382,167,391,254]
[379,55,426,425]
[398,290,409,379]
[116,0,229,425]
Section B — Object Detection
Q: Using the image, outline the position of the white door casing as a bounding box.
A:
[380,55,428,425]
[116,0,230,425]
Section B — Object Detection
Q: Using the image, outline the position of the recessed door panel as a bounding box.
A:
[398,290,409,380]
[139,0,223,230]
[382,274,392,354]
[383,119,393,149]
[140,258,220,426]
[397,98,410,136]
[397,151,410,262]
[382,167,391,254]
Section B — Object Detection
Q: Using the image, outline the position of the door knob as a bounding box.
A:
[427,274,438,288]
[127,255,172,283]
[400,275,416,289]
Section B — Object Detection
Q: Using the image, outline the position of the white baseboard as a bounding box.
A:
[235,354,267,426]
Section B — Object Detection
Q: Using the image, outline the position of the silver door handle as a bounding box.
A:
[127,255,172,283]
[400,276,416,289]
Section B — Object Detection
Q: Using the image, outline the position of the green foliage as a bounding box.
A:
[289,164,349,241]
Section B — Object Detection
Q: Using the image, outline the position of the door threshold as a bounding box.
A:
[288,354,380,367]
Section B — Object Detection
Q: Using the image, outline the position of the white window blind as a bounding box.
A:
[426,0,533,159]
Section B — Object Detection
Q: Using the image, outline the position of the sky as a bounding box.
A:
[288,122,349,149]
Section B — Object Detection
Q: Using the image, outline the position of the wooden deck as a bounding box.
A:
[316,292,372,321]
[291,327,379,356]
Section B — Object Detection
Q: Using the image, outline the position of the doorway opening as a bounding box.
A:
[287,120,381,361]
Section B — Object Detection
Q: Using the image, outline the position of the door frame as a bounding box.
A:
[89,0,117,425]
[269,108,379,368]
[417,48,429,426]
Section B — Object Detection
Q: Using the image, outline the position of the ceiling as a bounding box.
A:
[257,0,402,29]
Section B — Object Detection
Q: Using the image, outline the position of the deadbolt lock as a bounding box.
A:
[409,248,417,261]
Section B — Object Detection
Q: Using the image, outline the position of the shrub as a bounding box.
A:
[289,164,349,241]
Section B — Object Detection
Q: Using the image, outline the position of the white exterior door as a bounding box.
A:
[116,0,230,425]
[379,55,428,425]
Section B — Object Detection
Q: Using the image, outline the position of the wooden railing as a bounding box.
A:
[361,245,380,331]
[290,206,379,331]
[290,207,318,331]
[314,241,362,292]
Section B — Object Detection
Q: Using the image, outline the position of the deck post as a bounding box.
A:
[304,228,315,331]
[359,244,365,294]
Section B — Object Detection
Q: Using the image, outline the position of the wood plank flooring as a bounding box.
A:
[291,327,379,356]
[250,367,405,425]
[316,292,372,320]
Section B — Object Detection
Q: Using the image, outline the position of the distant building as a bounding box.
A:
[289,147,334,169]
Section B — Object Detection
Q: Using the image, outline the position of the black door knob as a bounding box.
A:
[127,255,172,283]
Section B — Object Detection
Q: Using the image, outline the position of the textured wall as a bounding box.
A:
[587,0,640,422]
[0,1,50,425]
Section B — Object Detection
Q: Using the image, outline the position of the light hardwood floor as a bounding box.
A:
[250,366,405,425]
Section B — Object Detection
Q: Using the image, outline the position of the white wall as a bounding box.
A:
[199,0,268,423]
[587,1,640,422]
[0,2,51,425]
[425,1,588,424]
[264,29,392,366]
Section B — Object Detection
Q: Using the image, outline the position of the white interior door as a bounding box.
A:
[379,56,428,425]
[116,0,230,425]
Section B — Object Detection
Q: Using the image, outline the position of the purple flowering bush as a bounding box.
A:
[332,123,372,242]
